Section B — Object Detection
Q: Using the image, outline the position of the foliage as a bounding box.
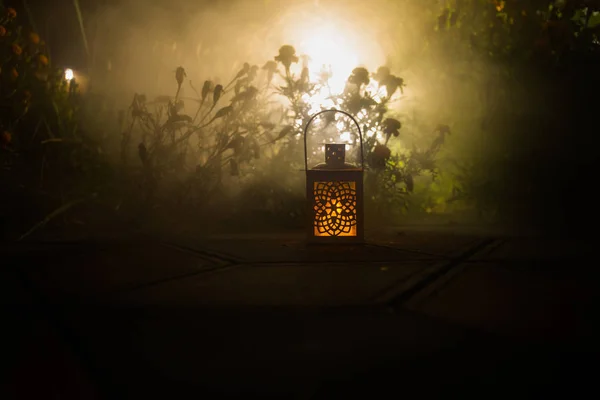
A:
[423,0,600,225]
[0,5,115,239]
[10,0,596,233]
[119,44,448,226]
[0,5,110,196]
[433,0,600,62]
[3,2,444,234]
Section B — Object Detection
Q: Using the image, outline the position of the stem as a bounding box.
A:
[73,0,91,65]
[39,154,46,188]
[198,103,216,125]
[18,196,88,241]
[175,83,182,102]
[22,0,39,33]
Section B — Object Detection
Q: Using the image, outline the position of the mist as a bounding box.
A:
[4,0,598,240]
[81,0,490,231]
[66,0,559,230]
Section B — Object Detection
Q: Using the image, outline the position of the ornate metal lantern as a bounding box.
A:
[303,109,365,243]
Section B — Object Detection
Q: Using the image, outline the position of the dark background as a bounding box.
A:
[9,0,222,68]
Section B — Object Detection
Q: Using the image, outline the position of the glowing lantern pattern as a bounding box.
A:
[303,109,365,243]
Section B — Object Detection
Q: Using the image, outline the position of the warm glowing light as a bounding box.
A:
[64,68,74,81]
[282,12,385,116]
[313,181,358,237]
[298,26,358,94]
[339,132,351,143]
[296,27,355,115]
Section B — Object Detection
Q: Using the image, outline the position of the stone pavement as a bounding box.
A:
[1,228,597,399]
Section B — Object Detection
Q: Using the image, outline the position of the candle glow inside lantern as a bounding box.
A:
[303,109,365,243]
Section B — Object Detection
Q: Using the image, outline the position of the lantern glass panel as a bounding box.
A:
[313,181,358,237]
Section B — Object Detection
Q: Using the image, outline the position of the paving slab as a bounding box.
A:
[3,231,595,398]
[59,305,483,397]
[107,261,429,307]
[168,237,440,263]
[1,264,101,399]
[406,262,599,342]
[470,237,596,261]
[2,309,100,400]
[0,267,35,307]
[7,241,222,301]
[160,231,483,264]
[365,230,485,258]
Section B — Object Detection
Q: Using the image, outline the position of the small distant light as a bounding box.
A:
[64,68,74,81]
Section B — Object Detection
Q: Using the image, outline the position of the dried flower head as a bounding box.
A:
[175,66,186,86]
[38,54,49,66]
[29,32,40,44]
[274,45,299,70]
[1,131,12,147]
[373,66,391,83]
[348,67,370,87]
[12,43,22,56]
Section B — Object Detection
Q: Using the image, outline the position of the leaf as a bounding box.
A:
[167,114,193,124]
[271,125,294,143]
[251,138,261,159]
[259,121,276,130]
[18,196,89,241]
[382,75,405,97]
[214,105,233,119]
[262,61,277,72]
[231,86,258,103]
[233,62,250,81]
[588,12,600,28]
[248,65,259,82]
[40,138,66,145]
[434,124,451,135]
[229,159,239,176]
[204,105,233,126]
[225,134,245,154]
[430,135,445,151]
[404,174,414,193]
[262,60,278,83]
[138,143,148,166]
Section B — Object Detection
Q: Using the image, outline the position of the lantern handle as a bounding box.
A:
[303,109,365,172]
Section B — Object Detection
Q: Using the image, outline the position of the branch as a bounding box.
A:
[18,195,93,241]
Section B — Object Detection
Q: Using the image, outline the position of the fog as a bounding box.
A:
[71,0,501,229]
[13,0,583,236]
[85,1,381,97]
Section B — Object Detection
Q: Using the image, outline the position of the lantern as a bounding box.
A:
[303,109,365,243]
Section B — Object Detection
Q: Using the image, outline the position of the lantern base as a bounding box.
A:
[306,234,365,245]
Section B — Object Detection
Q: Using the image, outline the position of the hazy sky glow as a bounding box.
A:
[80,0,392,101]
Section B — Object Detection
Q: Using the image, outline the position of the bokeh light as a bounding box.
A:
[64,68,74,81]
